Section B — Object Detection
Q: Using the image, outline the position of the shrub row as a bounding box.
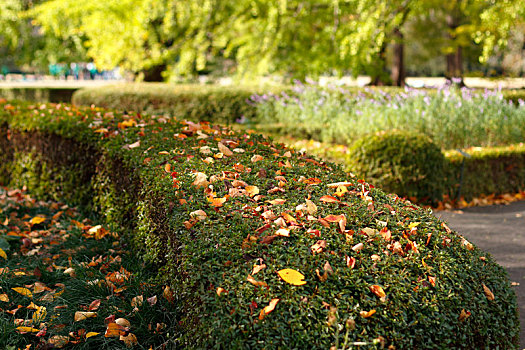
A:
[0,99,519,349]
[72,83,287,125]
[0,87,77,103]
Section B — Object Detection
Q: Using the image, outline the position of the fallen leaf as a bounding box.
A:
[458,309,471,322]
[482,283,495,301]
[32,306,47,323]
[258,298,279,320]
[266,199,286,205]
[147,295,158,306]
[12,287,32,298]
[47,335,69,348]
[251,155,264,162]
[275,228,290,237]
[89,299,101,311]
[193,172,209,188]
[74,311,97,322]
[115,318,131,327]
[277,269,306,286]
[163,286,175,303]
[105,322,128,337]
[120,332,138,347]
[0,248,6,259]
[320,195,340,203]
[218,142,233,156]
[370,285,386,302]
[305,199,317,215]
[131,295,143,307]
[428,276,436,287]
[311,240,327,255]
[0,294,8,302]
[216,287,227,296]
[352,243,364,252]
[252,264,266,275]
[359,309,376,318]
[30,216,46,225]
[345,256,356,269]
[245,186,260,197]
[247,275,268,287]
[16,326,41,333]
[86,332,100,339]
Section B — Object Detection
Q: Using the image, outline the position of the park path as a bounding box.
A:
[436,201,525,349]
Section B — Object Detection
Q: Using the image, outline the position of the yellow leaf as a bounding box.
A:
[32,306,47,323]
[0,248,6,259]
[30,216,46,225]
[12,287,32,298]
[16,326,40,333]
[86,332,100,339]
[0,293,9,302]
[258,298,280,320]
[74,311,97,322]
[277,269,306,286]
[360,309,376,318]
[245,186,260,197]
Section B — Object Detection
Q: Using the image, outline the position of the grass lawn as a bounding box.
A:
[0,187,180,349]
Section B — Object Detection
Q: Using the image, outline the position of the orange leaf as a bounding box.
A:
[482,283,495,301]
[208,196,228,207]
[428,276,436,287]
[359,309,376,318]
[251,155,264,162]
[369,285,386,301]
[345,256,356,269]
[277,269,306,286]
[12,287,32,298]
[458,309,471,322]
[258,298,280,320]
[320,195,340,203]
[120,332,138,347]
[105,322,128,337]
[216,287,227,296]
[266,199,286,205]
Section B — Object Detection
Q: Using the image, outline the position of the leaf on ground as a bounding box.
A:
[370,285,386,302]
[277,269,306,286]
[482,283,495,301]
[16,326,40,333]
[120,332,138,347]
[89,299,101,311]
[86,332,100,339]
[30,216,46,225]
[0,294,8,302]
[360,309,376,318]
[12,287,32,298]
[320,195,340,203]
[247,275,268,287]
[105,322,128,337]
[74,311,97,322]
[0,248,6,259]
[48,335,69,348]
[258,298,279,320]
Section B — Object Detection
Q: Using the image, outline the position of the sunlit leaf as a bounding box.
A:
[275,228,290,237]
[266,199,286,205]
[459,309,471,322]
[115,318,131,327]
[30,216,46,225]
[216,287,227,296]
[131,295,143,307]
[245,186,260,197]
[360,309,376,318]
[252,264,266,275]
[32,306,47,323]
[74,311,97,322]
[218,142,233,156]
[16,326,40,333]
[277,269,306,286]
[86,332,100,339]
[320,195,340,203]
[12,287,32,298]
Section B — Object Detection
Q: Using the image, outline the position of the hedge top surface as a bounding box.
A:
[0,99,519,349]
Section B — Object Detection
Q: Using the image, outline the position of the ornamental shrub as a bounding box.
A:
[0,100,519,349]
[348,130,447,204]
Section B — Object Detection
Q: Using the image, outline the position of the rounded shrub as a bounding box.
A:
[0,101,519,349]
[349,130,447,204]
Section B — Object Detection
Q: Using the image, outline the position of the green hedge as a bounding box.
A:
[0,100,519,349]
[0,87,77,103]
[445,145,525,200]
[72,83,287,125]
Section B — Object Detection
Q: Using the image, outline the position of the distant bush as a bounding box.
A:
[348,130,447,204]
[72,83,286,125]
[0,100,519,349]
[252,82,525,149]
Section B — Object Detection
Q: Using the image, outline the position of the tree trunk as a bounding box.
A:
[391,27,405,87]
[445,13,464,86]
[141,64,166,82]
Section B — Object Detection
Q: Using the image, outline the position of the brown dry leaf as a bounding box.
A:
[120,333,138,347]
[311,240,327,255]
[163,286,175,303]
[74,311,97,322]
[281,212,297,224]
[458,309,471,322]
[245,186,260,197]
[89,299,101,311]
[370,285,386,302]
[482,283,495,301]
[218,142,234,156]
[316,269,328,282]
[208,196,228,207]
[345,256,356,269]
[305,199,317,215]
[252,264,266,275]
[247,275,268,287]
[193,172,209,188]
[258,298,280,320]
[115,318,131,327]
[359,309,376,318]
[260,235,278,244]
[147,295,158,306]
[12,287,32,298]
[379,227,391,241]
[131,295,143,307]
[428,276,436,287]
[47,335,69,348]
[105,322,128,337]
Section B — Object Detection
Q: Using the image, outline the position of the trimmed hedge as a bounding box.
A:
[0,87,77,103]
[445,144,525,200]
[72,83,287,125]
[0,100,519,349]
[348,131,447,205]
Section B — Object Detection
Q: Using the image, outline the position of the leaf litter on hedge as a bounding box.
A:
[0,187,180,349]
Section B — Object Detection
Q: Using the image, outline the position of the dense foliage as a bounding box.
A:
[0,99,519,348]
[348,130,447,204]
[251,82,525,149]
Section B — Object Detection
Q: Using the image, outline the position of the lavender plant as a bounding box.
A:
[249,81,525,149]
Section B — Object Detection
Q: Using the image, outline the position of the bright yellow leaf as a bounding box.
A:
[86,332,100,339]
[32,306,47,323]
[30,216,46,225]
[0,294,9,302]
[0,248,6,259]
[12,287,32,298]
[277,269,306,286]
[16,326,40,333]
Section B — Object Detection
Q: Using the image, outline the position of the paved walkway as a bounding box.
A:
[436,201,525,349]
